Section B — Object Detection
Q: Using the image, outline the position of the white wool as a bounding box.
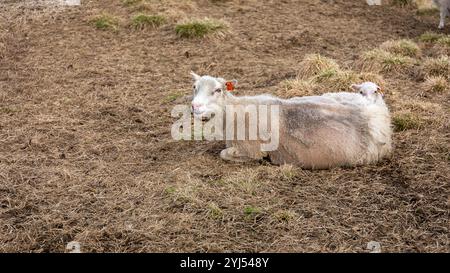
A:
[434,0,450,29]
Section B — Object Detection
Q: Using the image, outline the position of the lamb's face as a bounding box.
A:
[190,72,234,121]
[351,82,383,103]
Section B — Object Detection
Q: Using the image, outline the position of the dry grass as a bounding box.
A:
[277,78,319,98]
[358,72,387,88]
[278,54,386,98]
[419,31,444,43]
[392,112,423,131]
[131,14,166,29]
[422,76,448,93]
[423,55,450,78]
[91,14,120,31]
[380,39,421,57]
[437,36,450,47]
[122,0,144,6]
[314,69,361,91]
[175,18,229,38]
[124,0,196,20]
[0,35,5,59]
[391,0,414,6]
[360,48,416,73]
[297,54,340,79]
[415,0,439,15]
[0,0,448,253]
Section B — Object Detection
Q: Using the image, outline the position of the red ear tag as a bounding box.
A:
[226,81,235,91]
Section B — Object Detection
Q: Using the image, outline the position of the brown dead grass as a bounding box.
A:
[0,0,448,253]
[423,55,450,78]
[297,54,340,79]
[359,48,416,73]
[380,39,421,57]
[422,76,448,93]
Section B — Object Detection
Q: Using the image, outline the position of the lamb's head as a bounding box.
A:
[351,82,384,102]
[190,72,237,121]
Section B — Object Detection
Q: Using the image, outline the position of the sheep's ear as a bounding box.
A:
[190,71,201,81]
[225,79,238,91]
[350,84,360,91]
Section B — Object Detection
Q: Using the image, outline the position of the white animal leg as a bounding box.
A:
[439,9,447,29]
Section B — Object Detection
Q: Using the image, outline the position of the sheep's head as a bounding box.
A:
[190,72,237,121]
[351,82,384,102]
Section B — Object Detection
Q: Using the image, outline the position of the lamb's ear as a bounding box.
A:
[190,71,201,81]
[376,86,384,97]
[350,84,360,91]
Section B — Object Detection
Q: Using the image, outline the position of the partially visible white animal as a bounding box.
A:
[434,0,450,29]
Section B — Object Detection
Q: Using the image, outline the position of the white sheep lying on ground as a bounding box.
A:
[189,73,392,169]
[434,0,450,29]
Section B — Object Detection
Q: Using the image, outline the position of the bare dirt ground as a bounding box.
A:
[0,0,448,252]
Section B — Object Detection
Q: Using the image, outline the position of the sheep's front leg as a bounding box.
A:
[220,147,253,163]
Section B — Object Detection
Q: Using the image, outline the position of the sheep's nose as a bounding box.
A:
[192,103,203,112]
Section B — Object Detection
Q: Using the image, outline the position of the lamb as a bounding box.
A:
[351,82,385,105]
[320,82,384,106]
[189,72,392,169]
[434,0,450,29]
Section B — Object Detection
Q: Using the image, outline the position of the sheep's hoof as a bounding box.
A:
[220,148,252,163]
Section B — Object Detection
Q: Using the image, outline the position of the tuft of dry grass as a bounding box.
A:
[210,0,233,3]
[360,48,415,73]
[91,14,119,31]
[313,69,360,91]
[419,31,444,43]
[124,0,196,21]
[0,39,5,59]
[279,164,297,180]
[436,36,450,47]
[273,209,298,223]
[358,72,387,88]
[392,112,423,131]
[416,0,439,16]
[297,54,340,79]
[278,54,386,98]
[416,7,439,15]
[131,14,166,29]
[391,0,414,6]
[277,78,319,98]
[175,18,229,38]
[244,206,261,216]
[423,55,450,78]
[380,39,421,57]
[207,202,223,219]
[422,76,448,93]
[122,0,144,6]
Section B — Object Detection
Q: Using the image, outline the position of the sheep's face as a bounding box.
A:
[190,72,237,121]
[351,82,383,102]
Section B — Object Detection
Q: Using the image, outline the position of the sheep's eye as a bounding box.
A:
[193,85,196,90]
[359,91,363,94]
[214,88,222,93]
